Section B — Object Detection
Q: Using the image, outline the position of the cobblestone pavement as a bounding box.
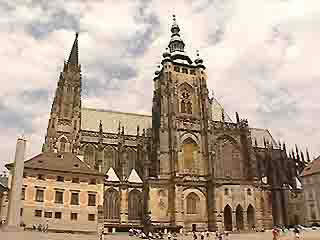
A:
[0,230,319,240]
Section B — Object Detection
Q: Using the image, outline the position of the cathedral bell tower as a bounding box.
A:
[43,33,82,153]
[152,15,212,178]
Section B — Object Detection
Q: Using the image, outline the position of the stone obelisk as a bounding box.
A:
[3,137,26,232]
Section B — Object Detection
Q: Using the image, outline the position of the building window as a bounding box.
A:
[182,68,188,74]
[190,69,196,75]
[88,194,96,206]
[35,210,42,217]
[20,208,23,217]
[55,191,63,204]
[247,188,252,196]
[174,66,180,72]
[71,213,78,221]
[71,192,79,205]
[57,176,64,182]
[89,178,96,185]
[55,212,62,219]
[44,212,52,218]
[224,188,229,196]
[186,193,200,214]
[88,214,95,221]
[181,91,192,114]
[38,174,45,180]
[35,189,44,202]
[21,188,25,200]
[72,178,79,183]
[60,138,67,152]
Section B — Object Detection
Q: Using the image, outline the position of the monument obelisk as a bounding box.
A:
[3,137,26,232]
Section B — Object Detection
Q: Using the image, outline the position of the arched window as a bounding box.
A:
[187,101,192,114]
[60,138,67,152]
[84,145,95,167]
[186,192,200,214]
[181,100,186,113]
[180,88,192,114]
[128,190,142,220]
[183,138,198,170]
[104,147,117,172]
[127,148,137,176]
[104,189,120,219]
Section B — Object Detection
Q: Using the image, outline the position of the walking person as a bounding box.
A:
[293,227,300,240]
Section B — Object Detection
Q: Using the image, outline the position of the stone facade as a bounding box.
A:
[301,156,320,226]
[3,17,308,233]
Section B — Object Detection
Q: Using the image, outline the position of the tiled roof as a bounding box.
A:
[250,128,279,149]
[301,156,320,177]
[81,106,277,149]
[211,97,233,122]
[5,152,101,175]
[128,169,143,183]
[81,108,151,135]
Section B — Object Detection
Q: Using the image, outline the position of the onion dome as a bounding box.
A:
[162,47,171,59]
[195,50,204,65]
[155,65,161,75]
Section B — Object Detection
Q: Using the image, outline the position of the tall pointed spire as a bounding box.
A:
[68,32,79,66]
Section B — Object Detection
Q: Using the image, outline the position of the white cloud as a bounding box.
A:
[1,0,320,170]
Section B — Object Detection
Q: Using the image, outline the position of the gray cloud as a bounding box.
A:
[27,9,80,39]
[0,98,34,133]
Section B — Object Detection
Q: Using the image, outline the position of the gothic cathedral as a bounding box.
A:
[41,16,306,232]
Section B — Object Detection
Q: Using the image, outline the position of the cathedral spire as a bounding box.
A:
[68,32,79,66]
[166,15,192,64]
[169,14,184,53]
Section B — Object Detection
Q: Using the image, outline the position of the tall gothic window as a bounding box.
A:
[180,91,192,114]
[104,189,120,220]
[104,147,117,173]
[183,138,198,170]
[181,100,186,113]
[186,192,200,214]
[127,148,137,176]
[60,138,67,152]
[84,145,95,167]
[128,190,142,220]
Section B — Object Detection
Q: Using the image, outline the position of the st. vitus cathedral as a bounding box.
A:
[42,16,309,232]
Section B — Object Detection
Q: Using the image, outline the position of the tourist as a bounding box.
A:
[201,231,205,240]
[168,231,172,240]
[272,227,279,240]
[293,227,300,240]
[193,231,198,240]
[206,230,210,238]
[224,232,229,240]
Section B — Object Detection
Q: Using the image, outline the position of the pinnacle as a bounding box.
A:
[67,32,79,66]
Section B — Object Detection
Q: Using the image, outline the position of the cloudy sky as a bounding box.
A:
[0,0,319,171]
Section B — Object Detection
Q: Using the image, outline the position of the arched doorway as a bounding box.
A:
[224,205,232,231]
[128,189,143,220]
[104,188,120,220]
[236,204,244,231]
[186,192,200,214]
[247,204,255,230]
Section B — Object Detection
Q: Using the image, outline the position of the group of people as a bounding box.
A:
[272,226,300,240]
[129,228,165,239]
[32,223,48,232]
[192,231,229,240]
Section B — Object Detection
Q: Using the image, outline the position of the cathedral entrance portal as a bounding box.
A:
[247,204,255,230]
[223,205,232,231]
[236,205,244,231]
